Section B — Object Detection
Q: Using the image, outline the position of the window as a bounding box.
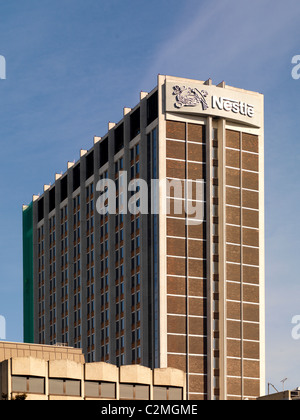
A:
[120,384,149,400]
[147,90,158,125]
[85,381,116,399]
[114,123,124,154]
[12,376,45,395]
[38,198,44,222]
[135,144,140,156]
[49,379,81,397]
[100,138,108,168]
[86,151,94,180]
[73,164,81,191]
[60,176,68,202]
[49,187,56,212]
[130,108,140,140]
[153,386,183,401]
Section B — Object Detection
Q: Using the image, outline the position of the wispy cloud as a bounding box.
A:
[141,0,300,90]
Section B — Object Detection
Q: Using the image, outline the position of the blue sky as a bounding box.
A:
[0,0,300,393]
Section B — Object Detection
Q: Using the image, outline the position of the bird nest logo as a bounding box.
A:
[0,55,6,80]
[173,85,209,110]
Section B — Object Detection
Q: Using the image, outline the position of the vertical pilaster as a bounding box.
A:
[206,116,213,400]
[218,118,227,400]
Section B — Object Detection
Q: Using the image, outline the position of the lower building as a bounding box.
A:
[257,389,300,401]
[0,341,185,401]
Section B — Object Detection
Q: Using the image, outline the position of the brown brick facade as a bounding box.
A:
[164,122,261,400]
[225,130,260,400]
[166,121,207,399]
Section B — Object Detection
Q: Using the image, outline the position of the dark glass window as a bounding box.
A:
[86,151,94,180]
[114,123,124,154]
[38,197,44,222]
[73,164,80,192]
[60,176,68,202]
[49,187,55,213]
[147,90,158,125]
[130,108,140,140]
[100,138,108,168]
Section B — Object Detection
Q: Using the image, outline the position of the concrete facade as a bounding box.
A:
[0,342,186,400]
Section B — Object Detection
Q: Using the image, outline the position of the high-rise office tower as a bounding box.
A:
[23,75,265,400]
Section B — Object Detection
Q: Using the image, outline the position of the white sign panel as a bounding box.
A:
[165,81,263,128]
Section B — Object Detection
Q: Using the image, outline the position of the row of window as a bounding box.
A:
[38,215,47,344]
[115,158,127,365]
[73,193,81,349]
[11,375,182,400]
